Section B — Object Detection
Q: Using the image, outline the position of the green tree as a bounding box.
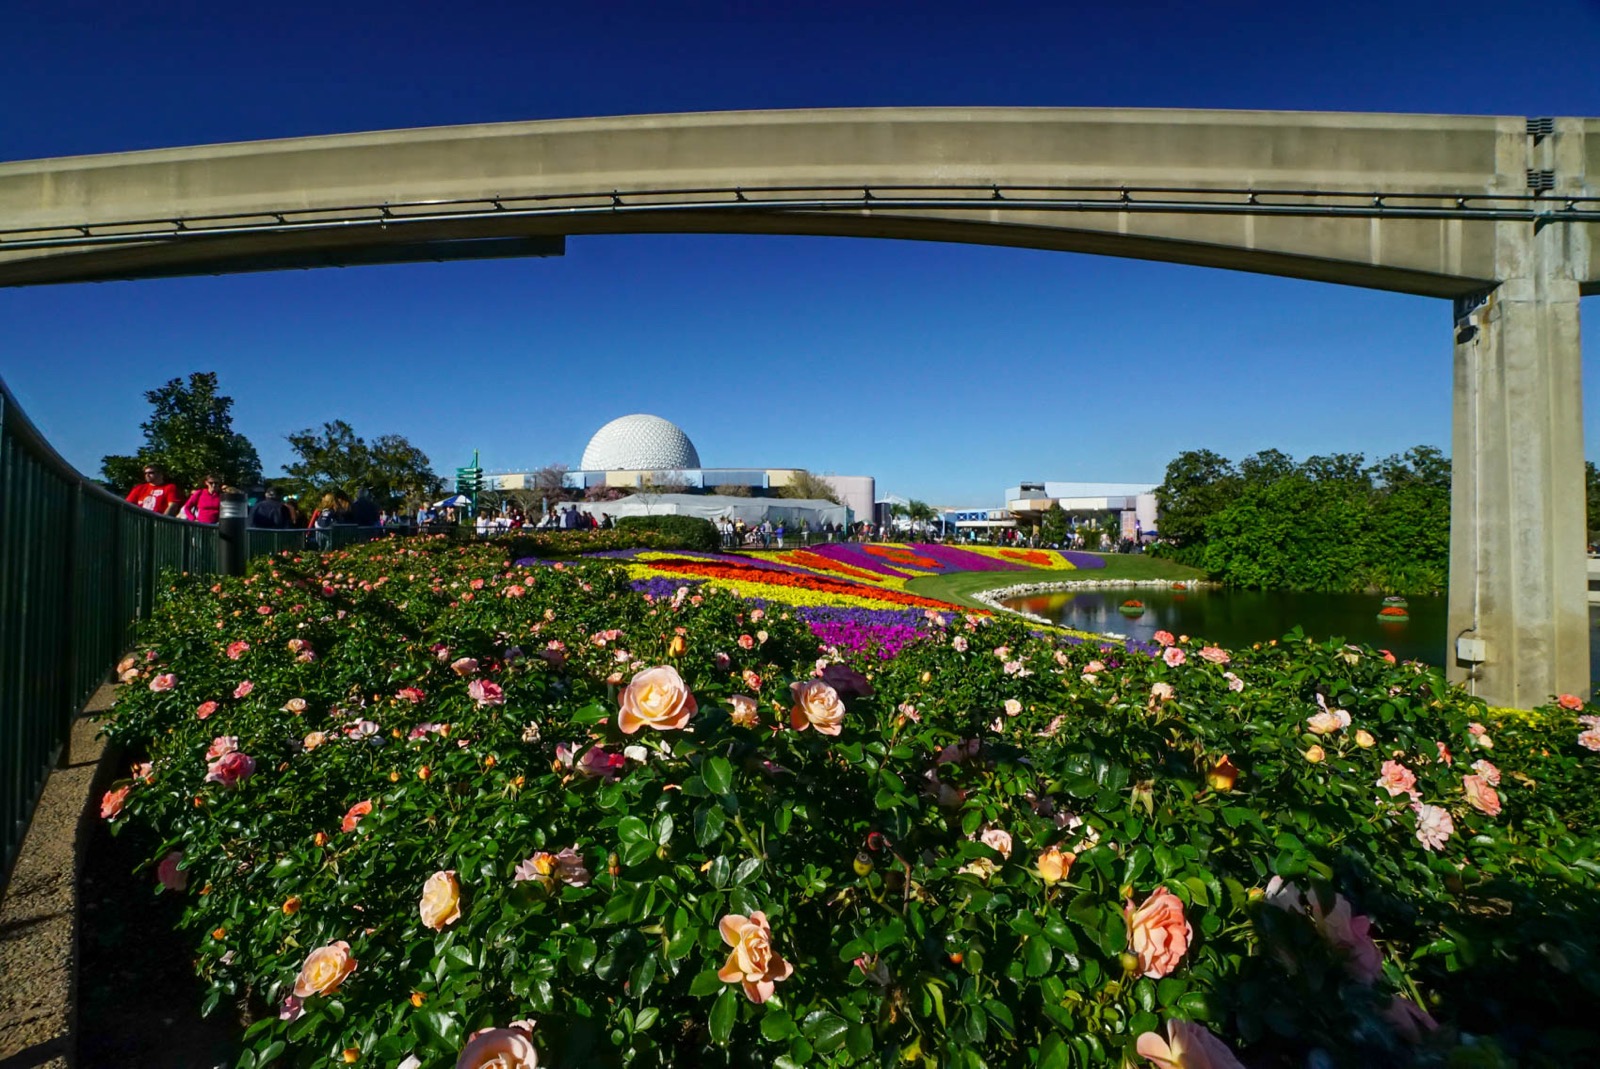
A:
[1588,461,1600,544]
[778,471,842,504]
[283,420,440,510]
[1154,449,1239,550]
[907,500,937,533]
[1040,502,1069,546]
[100,372,262,492]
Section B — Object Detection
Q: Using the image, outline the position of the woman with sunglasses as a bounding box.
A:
[180,473,224,524]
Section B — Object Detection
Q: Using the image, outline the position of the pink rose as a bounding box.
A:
[1125,888,1192,979]
[292,940,357,998]
[100,785,131,820]
[232,680,253,699]
[156,851,187,892]
[149,673,176,692]
[455,1026,540,1069]
[790,680,845,736]
[951,635,968,652]
[1152,631,1176,648]
[1162,647,1186,668]
[1198,646,1229,665]
[278,994,304,1022]
[204,751,256,788]
[738,634,755,650]
[617,665,696,734]
[1376,760,1419,799]
[576,746,626,782]
[1383,995,1439,1043]
[1413,802,1454,851]
[1471,759,1501,785]
[397,687,426,704]
[342,799,373,832]
[1558,693,1584,711]
[1579,728,1600,752]
[206,736,239,761]
[1310,892,1382,984]
[1135,1019,1245,1069]
[1436,741,1453,765]
[1223,672,1244,693]
[225,640,250,661]
[195,700,218,720]
[468,679,505,707]
[717,912,794,1004]
[1462,774,1501,816]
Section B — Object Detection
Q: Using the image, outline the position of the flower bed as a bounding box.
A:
[97,541,1600,1068]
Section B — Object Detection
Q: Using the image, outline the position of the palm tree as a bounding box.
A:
[907,499,937,537]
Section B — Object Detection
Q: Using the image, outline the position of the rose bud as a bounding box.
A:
[1206,756,1239,792]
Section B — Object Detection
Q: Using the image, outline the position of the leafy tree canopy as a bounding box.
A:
[778,471,842,504]
[100,372,262,492]
[283,420,440,510]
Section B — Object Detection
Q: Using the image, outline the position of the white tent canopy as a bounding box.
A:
[571,494,848,527]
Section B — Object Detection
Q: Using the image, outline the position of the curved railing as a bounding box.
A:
[0,376,387,892]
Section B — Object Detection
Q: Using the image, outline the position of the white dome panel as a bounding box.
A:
[580,414,701,471]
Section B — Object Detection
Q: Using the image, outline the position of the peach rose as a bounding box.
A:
[282,698,308,714]
[1462,774,1501,816]
[419,870,462,930]
[617,665,696,735]
[717,911,794,1004]
[455,1026,540,1069]
[1152,631,1175,647]
[728,695,760,728]
[293,940,357,997]
[1036,844,1073,885]
[1557,693,1584,711]
[100,785,131,820]
[149,673,176,692]
[789,680,845,736]
[195,700,218,720]
[342,799,373,833]
[303,731,327,751]
[1198,646,1230,665]
[1376,760,1419,799]
[1125,888,1192,979]
[1135,1019,1245,1069]
[979,826,1013,859]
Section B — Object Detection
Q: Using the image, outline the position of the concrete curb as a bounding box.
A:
[0,685,120,1069]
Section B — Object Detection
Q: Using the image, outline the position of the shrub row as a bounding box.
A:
[101,540,1600,1068]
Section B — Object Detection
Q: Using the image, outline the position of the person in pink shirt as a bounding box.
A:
[180,473,223,523]
[126,463,182,516]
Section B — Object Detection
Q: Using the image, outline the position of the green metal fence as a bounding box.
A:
[0,376,396,894]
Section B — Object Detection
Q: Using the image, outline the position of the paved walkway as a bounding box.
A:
[0,685,116,1069]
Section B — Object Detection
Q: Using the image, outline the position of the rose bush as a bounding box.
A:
[99,541,1600,1067]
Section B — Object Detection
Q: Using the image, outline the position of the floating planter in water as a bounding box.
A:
[1119,599,1145,616]
[1377,605,1410,622]
[1172,582,1187,590]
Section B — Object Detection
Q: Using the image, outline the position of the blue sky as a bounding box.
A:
[2,0,1598,506]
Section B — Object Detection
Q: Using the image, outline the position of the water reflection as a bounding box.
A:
[1004,587,1600,670]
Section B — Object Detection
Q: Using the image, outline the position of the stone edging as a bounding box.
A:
[970,578,1218,630]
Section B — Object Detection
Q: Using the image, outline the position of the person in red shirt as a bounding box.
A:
[126,463,182,516]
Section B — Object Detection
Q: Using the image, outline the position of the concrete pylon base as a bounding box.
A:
[1447,217,1589,706]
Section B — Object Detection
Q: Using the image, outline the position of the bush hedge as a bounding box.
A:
[615,515,721,553]
[101,541,1600,1068]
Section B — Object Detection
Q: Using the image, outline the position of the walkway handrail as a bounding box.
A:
[0,377,222,895]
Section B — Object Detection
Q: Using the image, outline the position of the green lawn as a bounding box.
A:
[905,554,1209,611]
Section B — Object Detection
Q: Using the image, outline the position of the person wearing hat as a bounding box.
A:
[250,486,291,529]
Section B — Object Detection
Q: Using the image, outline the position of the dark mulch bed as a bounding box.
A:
[79,810,240,1068]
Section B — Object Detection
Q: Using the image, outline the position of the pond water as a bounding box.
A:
[1004,586,1600,673]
